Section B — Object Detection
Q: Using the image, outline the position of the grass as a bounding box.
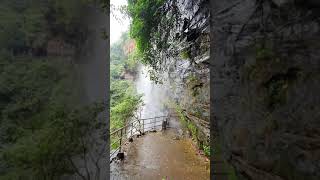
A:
[187,122,197,140]
[203,145,210,157]
[171,101,213,158]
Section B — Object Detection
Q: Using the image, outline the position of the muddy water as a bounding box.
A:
[110,122,210,180]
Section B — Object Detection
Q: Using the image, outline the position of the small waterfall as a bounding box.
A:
[126,64,170,133]
[135,65,168,118]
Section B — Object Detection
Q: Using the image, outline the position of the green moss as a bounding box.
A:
[175,104,187,125]
[187,122,197,140]
[212,140,238,180]
[195,109,202,118]
[175,104,197,140]
[254,40,275,60]
[111,138,120,150]
[243,43,277,82]
[180,50,191,59]
[187,74,198,83]
[256,47,274,61]
[227,165,238,180]
[243,41,303,110]
[265,78,288,109]
[213,139,222,155]
[186,74,202,97]
[203,145,210,157]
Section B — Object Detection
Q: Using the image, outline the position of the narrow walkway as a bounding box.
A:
[110,118,210,180]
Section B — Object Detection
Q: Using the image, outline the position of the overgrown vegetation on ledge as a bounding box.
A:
[110,32,142,149]
[127,0,165,65]
[169,101,210,157]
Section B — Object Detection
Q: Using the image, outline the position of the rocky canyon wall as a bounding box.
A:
[210,0,320,179]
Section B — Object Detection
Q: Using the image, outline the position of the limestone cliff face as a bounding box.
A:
[211,0,320,179]
[149,0,210,144]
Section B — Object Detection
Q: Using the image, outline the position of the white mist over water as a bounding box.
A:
[134,65,169,120]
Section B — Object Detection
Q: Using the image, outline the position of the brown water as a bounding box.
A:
[110,119,210,180]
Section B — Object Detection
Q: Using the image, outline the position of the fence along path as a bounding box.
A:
[110,115,176,162]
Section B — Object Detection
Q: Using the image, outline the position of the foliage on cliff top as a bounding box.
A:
[127,0,165,64]
[110,32,142,132]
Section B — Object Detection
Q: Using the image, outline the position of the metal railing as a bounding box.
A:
[110,115,175,162]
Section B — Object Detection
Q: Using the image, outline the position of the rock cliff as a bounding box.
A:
[210,0,320,179]
[149,0,210,149]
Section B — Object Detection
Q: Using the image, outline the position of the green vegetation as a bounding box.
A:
[227,165,238,180]
[173,102,187,126]
[0,55,107,179]
[186,74,202,97]
[203,145,210,157]
[127,0,166,65]
[244,42,302,110]
[110,32,142,149]
[0,1,108,179]
[213,140,238,180]
[180,50,191,59]
[0,0,101,55]
[126,49,140,73]
[212,139,222,155]
[171,102,210,157]
[256,47,274,61]
[187,122,198,140]
[265,77,288,109]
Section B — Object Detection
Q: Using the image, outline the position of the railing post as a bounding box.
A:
[119,129,122,152]
[142,119,144,133]
[138,119,141,134]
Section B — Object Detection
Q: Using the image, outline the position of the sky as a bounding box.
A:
[110,0,130,45]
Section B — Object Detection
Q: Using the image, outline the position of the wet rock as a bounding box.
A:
[150,0,210,153]
[211,0,320,179]
[271,0,294,7]
[117,152,125,160]
[173,136,180,140]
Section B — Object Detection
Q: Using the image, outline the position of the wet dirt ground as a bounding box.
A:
[110,119,210,180]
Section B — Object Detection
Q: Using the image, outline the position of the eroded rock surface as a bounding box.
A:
[150,0,210,148]
[211,0,320,179]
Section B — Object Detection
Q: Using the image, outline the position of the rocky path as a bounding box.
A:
[110,118,210,180]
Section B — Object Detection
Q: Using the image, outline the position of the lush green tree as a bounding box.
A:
[127,0,165,65]
[0,55,107,179]
[110,31,141,132]
[0,1,108,179]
